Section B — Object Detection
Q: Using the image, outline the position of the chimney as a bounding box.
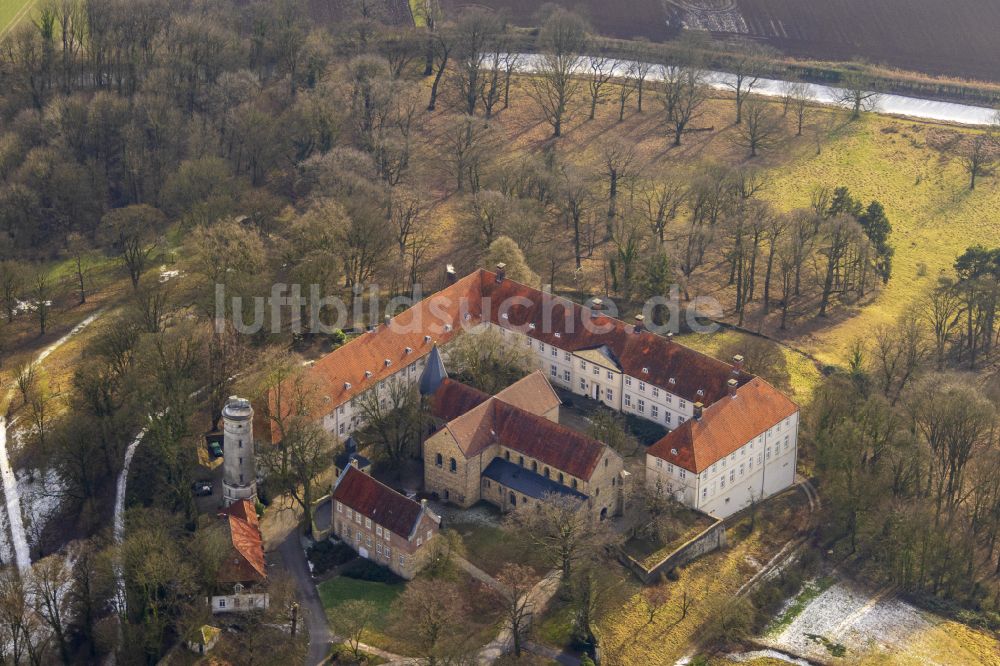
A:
[727,378,738,398]
[420,498,427,509]
[693,401,704,420]
[350,458,359,469]
[495,263,507,283]
[445,263,457,285]
[732,354,745,374]
[590,298,604,318]
[384,314,391,328]
[633,314,645,333]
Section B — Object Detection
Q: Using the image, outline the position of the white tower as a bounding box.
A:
[222,396,257,506]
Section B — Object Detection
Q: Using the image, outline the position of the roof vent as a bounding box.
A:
[404,347,413,354]
[496,262,507,283]
[633,314,645,333]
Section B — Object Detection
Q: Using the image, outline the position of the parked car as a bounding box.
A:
[192,481,213,496]
[208,441,223,459]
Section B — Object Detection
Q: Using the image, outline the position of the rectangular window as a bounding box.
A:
[339,423,345,435]
[678,416,686,424]
[376,525,383,537]
[399,555,406,567]
[551,347,557,357]
[336,502,342,513]
[355,513,362,524]
[667,463,674,474]
[580,378,586,390]
[539,343,545,352]
[666,394,673,404]
[607,370,613,379]
[729,471,735,482]
[679,400,687,410]
[624,377,632,387]
[416,537,422,546]
[563,370,571,382]
[702,488,707,499]
[427,530,432,541]
[624,394,631,407]
[720,477,726,489]
[679,469,686,480]
[593,366,599,375]
[580,360,587,370]
[376,543,383,555]
[652,387,660,398]
[655,459,662,468]
[365,517,371,528]
[638,381,646,391]
[564,352,570,361]
[346,508,352,519]
[638,399,645,413]
[551,364,557,377]
[606,388,613,401]
[651,405,659,419]
[665,413,672,424]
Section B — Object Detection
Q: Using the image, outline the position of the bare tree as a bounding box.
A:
[661,64,709,146]
[0,260,25,323]
[781,80,810,136]
[448,327,535,394]
[586,54,614,120]
[920,278,962,370]
[600,137,637,235]
[558,166,596,268]
[495,563,536,658]
[31,553,72,664]
[390,579,470,665]
[101,204,166,289]
[505,493,614,578]
[355,377,427,468]
[258,416,335,533]
[452,9,501,116]
[331,599,378,660]
[733,96,783,157]
[836,71,881,119]
[438,114,496,193]
[960,133,996,190]
[527,8,588,137]
[639,175,686,245]
[723,45,766,124]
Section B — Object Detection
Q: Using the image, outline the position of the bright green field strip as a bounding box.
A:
[1,0,36,37]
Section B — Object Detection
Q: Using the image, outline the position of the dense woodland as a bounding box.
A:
[0,0,998,662]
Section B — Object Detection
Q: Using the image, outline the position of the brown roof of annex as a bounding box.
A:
[646,377,799,473]
[332,465,435,538]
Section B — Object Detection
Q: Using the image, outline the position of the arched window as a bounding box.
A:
[558,473,564,484]
[518,455,524,466]
[505,451,510,461]
[572,479,578,489]
[435,453,443,467]
[449,458,457,472]
[531,461,538,473]
[544,467,550,478]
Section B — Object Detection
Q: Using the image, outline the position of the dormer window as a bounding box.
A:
[464,313,471,320]
[554,332,561,338]
[364,370,373,379]
[424,335,432,343]
[344,382,352,390]
[502,312,509,319]
[670,448,678,456]
[444,324,452,332]
[642,367,649,374]
[528,323,536,329]
[669,378,676,385]
[697,389,704,396]
[404,347,412,354]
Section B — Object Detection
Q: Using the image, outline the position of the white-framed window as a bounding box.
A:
[739,464,745,476]
[624,394,631,407]
[655,459,662,468]
[399,555,406,567]
[563,370,571,381]
[551,347,557,357]
[666,394,673,404]
[665,413,672,424]
[679,469,686,480]
[365,517,372,528]
[551,364,557,377]
[748,458,753,470]
[426,530,432,541]
[592,366,599,375]
[729,471,735,482]
[625,377,632,387]
[651,405,659,419]
[385,547,391,558]
[679,400,687,410]
[417,537,423,546]
[720,476,726,489]
[564,351,570,361]
[339,423,345,435]
[376,525,383,537]
[607,370,613,379]
[667,463,674,474]
[580,360,587,370]
[652,387,660,398]
[346,508,352,519]
[539,343,545,352]
[580,378,586,390]
[377,543,383,555]
[702,488,707,499]
[336,502,342,513]
[355,513,362,524]
[638,399,645,413]
[638,381,646,391]
[606,388,613,401]
[678,416,686,424]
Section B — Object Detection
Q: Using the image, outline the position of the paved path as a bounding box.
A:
[279,531,332,666]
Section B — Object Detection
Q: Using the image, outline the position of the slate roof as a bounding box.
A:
[332,465,436,538]
[647,377,799,473]
[218,500,266,583]
[482,458,588,501]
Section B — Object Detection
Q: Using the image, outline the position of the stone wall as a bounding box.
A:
[619,516,727,585]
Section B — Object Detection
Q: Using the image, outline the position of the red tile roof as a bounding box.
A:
[647,377,799,473]
[332,465,432,538]
[430,379,489,422]
[441,397,606,481]
[218,500,266,583]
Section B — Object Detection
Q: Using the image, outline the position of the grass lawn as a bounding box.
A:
[0,0,35,36]
[455,520,551,577]
[319,575,406,650]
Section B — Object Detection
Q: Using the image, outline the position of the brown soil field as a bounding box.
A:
[442,0,1000,83]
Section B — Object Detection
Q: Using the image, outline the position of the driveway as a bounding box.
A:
[279,530,331,666]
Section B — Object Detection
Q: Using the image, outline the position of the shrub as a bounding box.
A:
[342,558,404,584]
[307,540,356,575]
